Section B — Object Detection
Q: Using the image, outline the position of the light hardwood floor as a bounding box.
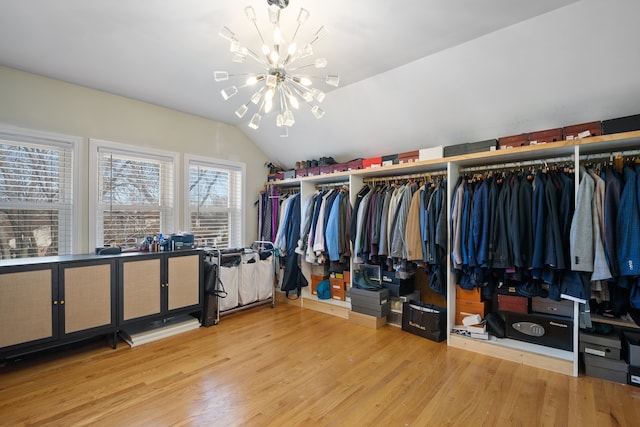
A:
[1,303,639,426]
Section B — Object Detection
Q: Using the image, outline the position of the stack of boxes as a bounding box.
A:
[580,330,626,383]
[350,287,390,318]
[625,331,640,386]
[329,271,349,301]
[455,285,487,326]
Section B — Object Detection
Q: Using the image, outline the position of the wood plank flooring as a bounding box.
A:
[1,304,639,426]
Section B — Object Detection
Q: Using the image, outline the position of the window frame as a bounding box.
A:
[183,154,246,249]
[88,138,179,250]
[0,123,82,257]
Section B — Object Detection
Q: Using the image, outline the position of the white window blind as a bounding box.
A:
[187,159,243,248]
[95,145,175,248]
[0,138,74,259]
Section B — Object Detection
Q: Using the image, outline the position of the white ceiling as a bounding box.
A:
[1,0,639,169]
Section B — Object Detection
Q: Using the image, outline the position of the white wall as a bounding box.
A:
[0,65,271,252]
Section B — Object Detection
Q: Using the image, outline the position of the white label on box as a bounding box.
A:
[631,374,640,385]
[585,347,607,357]
[578,130,592,139]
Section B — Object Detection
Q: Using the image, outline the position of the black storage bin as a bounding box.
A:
[602,113,640,134]
[401,300,446,342]
[444,139,498,157]
[381,270,414,296]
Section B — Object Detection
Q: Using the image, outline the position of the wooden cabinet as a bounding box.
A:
[118,250,203,326]
[0,258,116,359]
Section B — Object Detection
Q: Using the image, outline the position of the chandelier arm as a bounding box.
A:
[250,21,267,48]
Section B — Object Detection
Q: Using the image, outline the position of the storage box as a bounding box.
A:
[419,146,444,161]
[319,165,333,175]
[347,159,363,170]
[331,287,346,301]
[401,300,446,342]
[381,270,415,296]
[498,133,529,149]
[580,330,622,360]
[563,121,602,140]
[330,277,346,291]
[389,291,421,312]
[629,364,640,387]
[283,170,296,180]
[505,312,573,351]
[350,287,389,306]
[498,294,529,314]
[332,163,348,173]
[584,354,628,384]
[306,166,320,176]
[397,150,419,164]
[623,331,640,366]
[352,301,390,318]
[528,128,563,145]
[296,168,308,178]
[343,270,351,285]
[310,274,329,295]
[444,139,498,157]
[602,113,640,135]
[267,173,277,182]
[382,154,398,166]
[455,299,488,325]
[363,156,382,169]
[456,285,482,302]
[531,297,573,318]
[311,263,330,276]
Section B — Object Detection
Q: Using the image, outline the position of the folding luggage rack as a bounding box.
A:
[203,241,277,325]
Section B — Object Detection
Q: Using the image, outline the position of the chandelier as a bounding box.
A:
[214,0,339,137]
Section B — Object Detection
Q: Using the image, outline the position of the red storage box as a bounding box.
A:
[296,168,308,178]
[319,165,333,175]
[528,128,563,145]
[497,294,529,314]
[306,166,320,176]
[332,162,348,173]
[499,133,529,149]
[347,159,363,170]
[563,121,602,140]
[363,156,382,169]
[398,150,419,164]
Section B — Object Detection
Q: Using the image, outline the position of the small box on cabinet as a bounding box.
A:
[363,156,382,169]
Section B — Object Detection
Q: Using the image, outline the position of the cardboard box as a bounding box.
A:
[563,121,602,140]
[444,139,498,157]
[310,274,329,295]
[363,156,382,169]
[419,146,444,161]
[456,285,482,302]
[455,299,488,325]
[584,354,628,384]
[352,301,390,318]
[343,270,351,285]
[629,364,640,387]
[330,277,346,291]
[381,270,415,296]
[528,127,563,145]
[531,297,573,318]
[401,300,446,342]
[331,287,346,301]
[397,150,419,164]
[580,330,622,360]
[498,294,529,314]
[623,331,640,366]
[382,154,398,166]
[499,133,529,149]
[332,163,348,173]
[350,287,389,306]
[602,113,640,135]
[347,159,363,170]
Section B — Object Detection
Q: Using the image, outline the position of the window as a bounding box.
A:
[0,126,79,259]
[90,139,177,249]
[185,155,244,248]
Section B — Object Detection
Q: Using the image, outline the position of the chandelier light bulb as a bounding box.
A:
[299,77,312,86]
[214,71,229,82]
[288,94,299,109]
[235,104,248,118]
[248,113,262,129]
[264,89,275,113]
[270,50,279,64]
[246,76,258,85]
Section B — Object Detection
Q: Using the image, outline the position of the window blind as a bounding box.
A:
[0,138,74,259]
[188,161,242,248]
[96,148,175,248]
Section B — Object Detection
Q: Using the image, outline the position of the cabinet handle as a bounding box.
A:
[53,300,58,305]
[60,300,65,305]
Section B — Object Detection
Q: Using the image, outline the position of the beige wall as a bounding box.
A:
[0,66,270,253]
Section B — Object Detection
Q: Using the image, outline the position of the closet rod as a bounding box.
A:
[458,155,574,174]
[580,148,640,161]
[315,181,349,190]
[362,170,447,184]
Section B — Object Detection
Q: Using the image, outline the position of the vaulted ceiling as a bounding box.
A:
[1,0,639,168]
